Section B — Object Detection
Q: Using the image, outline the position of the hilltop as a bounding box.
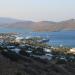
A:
[0,17,75,32]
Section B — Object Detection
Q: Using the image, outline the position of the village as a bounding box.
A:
[0,33,75,63]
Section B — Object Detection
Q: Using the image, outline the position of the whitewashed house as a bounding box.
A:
[69,48,75,54]
[44,48,52,53]
[15,36,24,43]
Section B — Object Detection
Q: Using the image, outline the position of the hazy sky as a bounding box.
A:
[0,0,75,21]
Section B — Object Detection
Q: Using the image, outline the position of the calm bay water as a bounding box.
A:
[0,28,75,47]
[29,31,75,48]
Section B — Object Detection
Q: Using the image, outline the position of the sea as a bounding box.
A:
[0,28,75,48]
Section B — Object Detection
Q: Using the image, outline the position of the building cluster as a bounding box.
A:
[0,33,75,62]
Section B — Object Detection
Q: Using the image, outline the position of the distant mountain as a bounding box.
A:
[0,17,23,27]
[0,18,75,32]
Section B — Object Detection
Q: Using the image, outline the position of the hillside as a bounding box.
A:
[6,19,75,32]
[0,18,75,32]
[0,53,75,75]
[0,17,23,27]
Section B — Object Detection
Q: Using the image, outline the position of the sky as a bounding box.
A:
[0,0,75,21]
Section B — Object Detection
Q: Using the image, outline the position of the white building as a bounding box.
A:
[69,48,75,54]
[15,36,24,43]
[44,48,51,53]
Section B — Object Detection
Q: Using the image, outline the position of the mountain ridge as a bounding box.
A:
[0,17,75,32]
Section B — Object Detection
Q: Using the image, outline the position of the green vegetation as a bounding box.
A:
[52,47,70,55]
[30,43,50,48]
[28,37,43,40]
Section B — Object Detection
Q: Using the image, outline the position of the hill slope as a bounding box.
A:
[6,19,75,31]
[0,18,75,32]
[0,53,75,75]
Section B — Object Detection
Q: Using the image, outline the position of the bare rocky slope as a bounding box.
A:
[0,18,75,31]
[0,17,75,31]
[4,19,75,32]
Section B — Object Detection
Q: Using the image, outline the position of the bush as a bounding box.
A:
[19,50,30,57]
[1,50,20,61]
